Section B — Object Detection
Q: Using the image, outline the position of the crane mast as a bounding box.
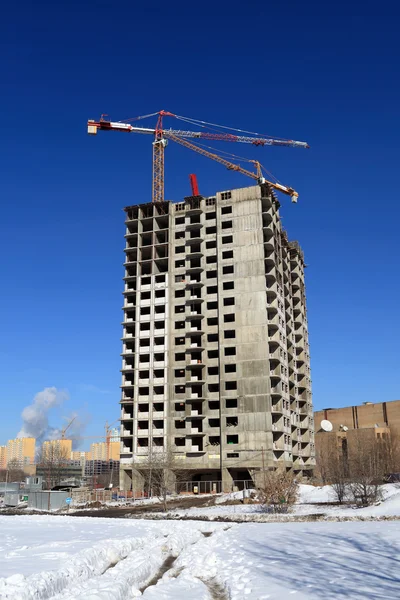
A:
[87,111,308,202]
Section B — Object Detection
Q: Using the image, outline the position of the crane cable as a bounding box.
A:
[174,113,290,142]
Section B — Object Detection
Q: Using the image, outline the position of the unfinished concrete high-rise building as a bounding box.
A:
[119,183,314,492]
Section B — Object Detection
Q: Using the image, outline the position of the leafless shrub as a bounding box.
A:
[258,469,298,513]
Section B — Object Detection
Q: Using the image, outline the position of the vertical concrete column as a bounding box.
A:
[221,467,234,493]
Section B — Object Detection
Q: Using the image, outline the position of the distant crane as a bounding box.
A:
[87,110,308,203]
[61,416,76,439]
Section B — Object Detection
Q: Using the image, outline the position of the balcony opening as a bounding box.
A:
[226,398,237,409]
[222,235,233,244]
[153,438,164,447]
[189,437,203,452]
[209,383,219,393]
[226,416,238,427]
[208,366,219,376]
[207,285,218,295]
[139,387,150,397]
[224,329,235,339]
[138,403,149,412]
[224,313,235,323]
[206,240,217,249]
[175,352,185,361]
[175,438,185,447]
[209,436,220,446]
[175,419,185,429]
[208,333,218,343]
[209,401,220,410]
[141,263,152,275]
[225,381,237,390]
[224,347,236,356]
[139,354,150,364]
[227,434,238,444]
[137,438,149,447]
[153,420,163,429]
[223,265,234,275]
[208,349,218,359]
[141,247,152,261]
[175,402,185,411]
[209,418,220,428]
[207,317,218,327]
[225,364,236,373]
[154,385,164,396]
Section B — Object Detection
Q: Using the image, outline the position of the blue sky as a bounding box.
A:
[1,3,399,446]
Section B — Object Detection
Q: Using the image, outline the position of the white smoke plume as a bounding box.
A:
[17,387,89,450]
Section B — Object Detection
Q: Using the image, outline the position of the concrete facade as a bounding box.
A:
[120,184,314,491]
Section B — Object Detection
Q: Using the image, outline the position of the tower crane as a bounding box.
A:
[61,416,76,439]
[87,111,308,203]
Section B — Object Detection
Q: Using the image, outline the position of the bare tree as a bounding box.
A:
[37,444,70,489]
[329,451,349,504]
[134,448,188,511]
[348,432,382,506]
[258,468,299,513]
[0,460,26,483]
[315,434,341,486]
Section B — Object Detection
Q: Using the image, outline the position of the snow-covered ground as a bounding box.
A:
[154,483,400,519]
[0,515,399,599]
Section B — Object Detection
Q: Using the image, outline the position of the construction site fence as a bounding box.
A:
[72,489,113,504]
[71,480,255,505]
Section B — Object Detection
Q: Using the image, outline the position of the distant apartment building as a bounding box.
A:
[119,183,314,492]
[70,450,92,464]
[6,437,35,468]
[0,446,7,469]
[90,441,120,461]
[42,439,72,458]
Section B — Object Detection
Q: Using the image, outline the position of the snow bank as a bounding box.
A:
[1,516,400,599]
[0,516,222,599]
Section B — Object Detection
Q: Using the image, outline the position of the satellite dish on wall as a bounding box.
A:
[320,419,333,432]
[342,426,349,432]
